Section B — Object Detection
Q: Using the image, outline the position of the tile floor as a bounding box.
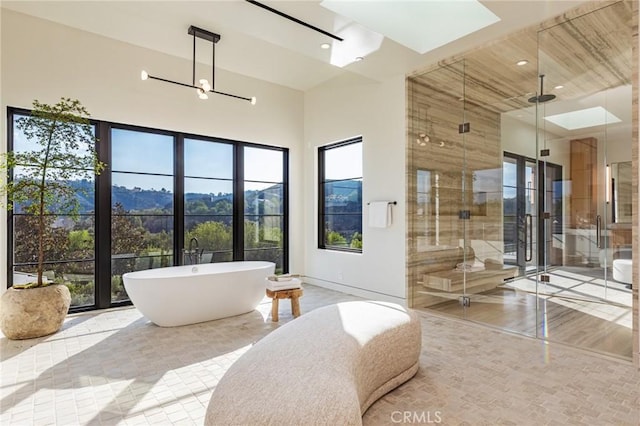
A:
[1,284,639,425]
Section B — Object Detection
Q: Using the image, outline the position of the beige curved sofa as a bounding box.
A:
[205,300,422,425]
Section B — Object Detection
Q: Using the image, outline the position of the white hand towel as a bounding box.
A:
[369,201,391,228]
[266,277,302,291]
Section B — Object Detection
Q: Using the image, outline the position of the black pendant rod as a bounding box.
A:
[246,0,343,42]
[211,38,216,91]
[192,31,196,87]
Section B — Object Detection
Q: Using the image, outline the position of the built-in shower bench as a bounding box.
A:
[205,300,422,425]
[415,245,517,295]
[423,264,517,293]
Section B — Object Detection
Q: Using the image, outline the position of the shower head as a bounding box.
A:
[532,93,557,103]
[528,74,556,103]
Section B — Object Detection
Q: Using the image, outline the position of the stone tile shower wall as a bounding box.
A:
[407,65,505,309]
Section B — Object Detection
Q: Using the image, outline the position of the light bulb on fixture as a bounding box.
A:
[320,43,330,49]
[416,133,430,147]
[141,70,149,81]
[250,97,257,106]
[197,88,209,100]
[199,79,212,92]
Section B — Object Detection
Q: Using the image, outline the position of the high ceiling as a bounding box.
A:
[2,0,589,91]
[409,0,633,140]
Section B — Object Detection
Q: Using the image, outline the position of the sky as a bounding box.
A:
[324,141,362,180]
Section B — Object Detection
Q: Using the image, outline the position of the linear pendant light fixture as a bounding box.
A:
[141,26,256,105]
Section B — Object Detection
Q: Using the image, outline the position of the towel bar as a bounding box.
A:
[367,201,397,205]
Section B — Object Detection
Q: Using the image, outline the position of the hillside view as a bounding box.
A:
[13,176,365,306]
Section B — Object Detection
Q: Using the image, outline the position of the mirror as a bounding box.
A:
[611,161,632,223]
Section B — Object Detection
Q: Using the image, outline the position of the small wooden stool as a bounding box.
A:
[266,288,303,322]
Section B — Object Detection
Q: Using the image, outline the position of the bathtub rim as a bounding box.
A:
[122,260,276,280]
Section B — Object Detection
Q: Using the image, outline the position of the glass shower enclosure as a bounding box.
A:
[407,1,634,359]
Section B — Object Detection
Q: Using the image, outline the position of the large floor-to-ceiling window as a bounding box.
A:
[184,138,234,264]
[110,128,176,302]
[9,112,98,308]
[7,109,289,311]
[243,146,287,271]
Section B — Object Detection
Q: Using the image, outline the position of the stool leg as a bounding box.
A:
[271,298,279,322]
[291,296,300,318]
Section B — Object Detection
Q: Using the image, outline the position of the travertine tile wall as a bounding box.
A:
[407,66,505,308]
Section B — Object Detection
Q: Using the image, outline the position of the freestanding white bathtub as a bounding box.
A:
[122,261,275,327]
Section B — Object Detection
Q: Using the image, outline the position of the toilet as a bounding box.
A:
[612,259,632,285]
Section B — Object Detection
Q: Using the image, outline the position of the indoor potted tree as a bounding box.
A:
[0,98,105,339]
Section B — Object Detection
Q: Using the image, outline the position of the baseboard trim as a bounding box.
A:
[303,276,407,306]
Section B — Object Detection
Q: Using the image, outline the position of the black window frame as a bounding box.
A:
[6,106,289,313]
[7,108,102,312]
[242,145,288,272]
[182,135,236,264]
[318,137,363,253]
[503,151,562,275]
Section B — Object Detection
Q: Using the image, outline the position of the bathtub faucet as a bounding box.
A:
[184,237,203,265]
[189,237,199,253]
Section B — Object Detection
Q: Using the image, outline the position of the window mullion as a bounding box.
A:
[233,144,244,260]
[175,134,185,266]
[95,122,112,309]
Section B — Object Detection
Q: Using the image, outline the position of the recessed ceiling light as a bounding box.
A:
[516,60,529,66]
[554,85,564,90]
[320,43,331,49]
[544,106,621,130]
[355,56,364,61]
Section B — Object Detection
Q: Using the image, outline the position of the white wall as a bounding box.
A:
[0,10,305,294]
[303,73,407,303]
[502,115,571,167]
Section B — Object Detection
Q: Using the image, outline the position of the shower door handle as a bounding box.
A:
[525,214,533,262]
[596,215,602,248]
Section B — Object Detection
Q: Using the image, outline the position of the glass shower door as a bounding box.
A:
[408,61,468,317]
[534,1,633,357]
[458,55,535,333]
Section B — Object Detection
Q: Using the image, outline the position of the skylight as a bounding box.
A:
[329,20,384,67]
[544,107,622,130]
[320,0,501,54]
